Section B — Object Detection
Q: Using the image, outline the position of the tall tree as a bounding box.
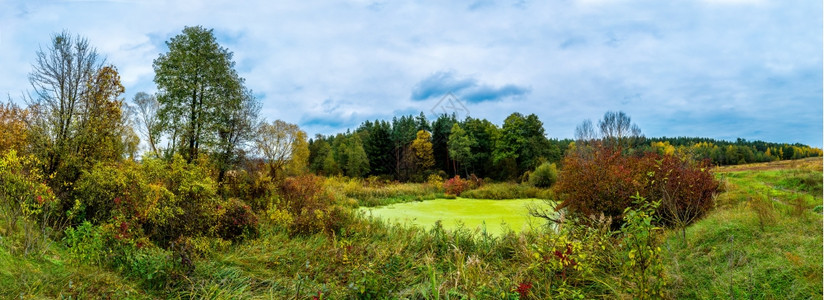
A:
[448,123,475,177]
[597,111,642,149]
[408,130,435,180]
[214,87,260,182]
[254,120,308,180]
[431,114,457,175]
[132,92,162,157]
[359,120,394,176]
[153,26,246,163]
[27,31,103,177]
[494,113,552,178]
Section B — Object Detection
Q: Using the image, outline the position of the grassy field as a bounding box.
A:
[1,158,821,298]
[662,157,823,299]
[362,198,546,236]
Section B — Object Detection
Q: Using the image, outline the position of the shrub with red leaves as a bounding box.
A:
[443,175,471,196]
[557,146,718,227]
[556,147,645,222]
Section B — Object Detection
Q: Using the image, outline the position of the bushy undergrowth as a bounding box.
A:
[324,176,442,207]
[460,182,555,200]
[528,162,558,188]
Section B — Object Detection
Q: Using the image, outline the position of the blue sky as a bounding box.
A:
[1,0,821,148]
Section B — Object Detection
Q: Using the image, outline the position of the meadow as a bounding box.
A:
[2,158,820,298]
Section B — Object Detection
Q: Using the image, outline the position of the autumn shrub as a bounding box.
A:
[556,148,644,222]
[0,150,58,255]
[557,147,718,228]
[277,174,352,235]
[529,162,558,188]
[641,154,718,230]
[63,221,106,265]
[72,161,147,224]
[443,175,471,196]
[214,198,258,242]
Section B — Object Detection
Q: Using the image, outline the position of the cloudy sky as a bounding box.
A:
[1,0,821,147]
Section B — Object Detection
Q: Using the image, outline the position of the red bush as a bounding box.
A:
[641,154,718,227]
[443,175,471,196]
[556,147,718,227]
[556,148,645,221]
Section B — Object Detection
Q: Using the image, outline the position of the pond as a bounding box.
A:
[361,198,550,236]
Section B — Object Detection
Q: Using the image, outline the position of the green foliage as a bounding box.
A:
[0,151,57,255]
[460,182,555,200]
[63,221,106,265]
[619,194,665,299]
[448,123,476,177]
[528,162,558,188]
[154,25,250,163]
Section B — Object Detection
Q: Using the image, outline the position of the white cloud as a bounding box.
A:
[0,0,820,147]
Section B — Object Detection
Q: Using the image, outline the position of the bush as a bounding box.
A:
[557,147,718,228]
[529,162,558,188]
[63,221,106,265]
[443,175,471,196]
[556,148,644,222]
[277,175,352,235]
[0,150,58,255]
[642,154,718,230]
[214,198,258,242]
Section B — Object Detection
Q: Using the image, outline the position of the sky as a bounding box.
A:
[1,0,821,148]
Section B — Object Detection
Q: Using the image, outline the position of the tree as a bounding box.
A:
[574,119,597,142]
[0,101,29,154]
[448,123,475,177]
[342,134,370,177]
[409,130,435,179]
[27,31,103,177]
[431,114,457,175]
[462,117,499,178]
[153,26,246,163]
[213,87,260,182]
[132,92,161,157]
[494,113,553,179]
[359,120,394,176]
[254,120,308,180]
[597,111,642,149]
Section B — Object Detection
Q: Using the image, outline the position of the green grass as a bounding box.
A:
[2,158,820,298]
[361,198,547,236]
[663,158,823,299]
[0,241,148,299]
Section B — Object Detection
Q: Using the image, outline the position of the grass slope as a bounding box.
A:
[663,157,823,299]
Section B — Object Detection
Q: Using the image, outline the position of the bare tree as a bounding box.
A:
[574,119,597,142]
[27,31,103,175]
[598,111,642,149]
[132,92,161,157]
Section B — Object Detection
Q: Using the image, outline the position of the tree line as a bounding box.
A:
[306,113,570,182]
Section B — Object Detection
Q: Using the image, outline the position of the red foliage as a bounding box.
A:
[557,147,719,226]
[443,175,471,196]
[556,148,645,221]
[515,282,532,299]
[641,154,719,226]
